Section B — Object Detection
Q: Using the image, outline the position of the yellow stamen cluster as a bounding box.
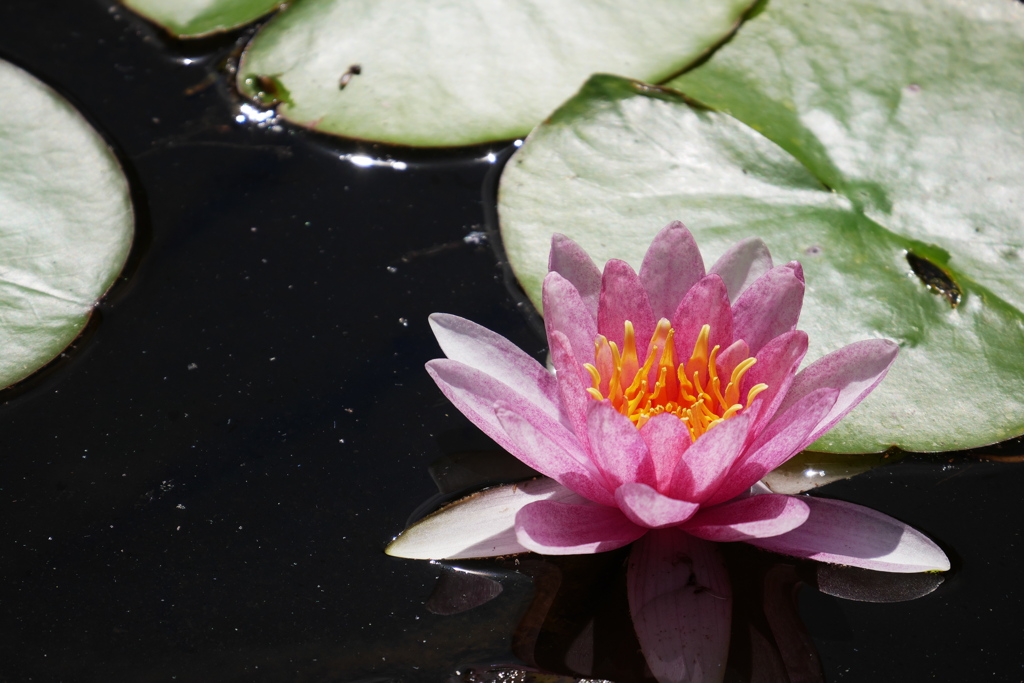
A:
[583,319,767,441]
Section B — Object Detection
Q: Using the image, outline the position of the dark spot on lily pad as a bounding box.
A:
[907,252,961,307]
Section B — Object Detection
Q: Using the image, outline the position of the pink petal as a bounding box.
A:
[740,330,809,436]
[671,274,734,366]
[639,221,705,320]
[682,494,810,542]
[587,400,657,489]
[731,263,804,356]
[549,330,592,449]
[426,360,610,503]
[515,500,646,554]
[668,413,751,504]
[706,387,838,506]
[628,528,731,683]
[549,233,602,321]
[429,313,561,416]
[708,236,774,302]
[772,339,899,446]
[748,496,951,573]
[598,259,656,348]
[543,271,599,368]
[714,339,750,382]
[639,413,691,491]
[385,478,586,560]
[615,483,701,528]
[496,403,616,507]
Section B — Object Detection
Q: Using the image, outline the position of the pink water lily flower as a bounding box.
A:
[402,222,948,576]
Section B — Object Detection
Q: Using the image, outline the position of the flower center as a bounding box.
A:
[583,319,767,441]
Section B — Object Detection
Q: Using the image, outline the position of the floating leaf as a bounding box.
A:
[237,0,757,146]
[120,0,283,38]
[0,60,133,388]
[497,69,1024,453]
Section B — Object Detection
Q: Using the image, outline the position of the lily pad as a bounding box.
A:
[120,0,283,38]
[497,71,1024,454]
[0,60,133,388]
[236,0,757,146]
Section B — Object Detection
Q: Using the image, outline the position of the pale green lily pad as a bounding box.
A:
[236,0,756,146]
[0,60,133,388]
[497,73,1024,454]
[120,0,283,38]
[669,0,1024,313]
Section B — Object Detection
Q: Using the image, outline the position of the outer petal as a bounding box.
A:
[628,528,732,683]
[497,404,616,506]
[543,271,599,367]
[667,414,751,504]
[705,387,838,506]
[587,400,657,489]
[429,313,561,416]
[427,360,613,503]
[614,483,701,528]
[708,236,773,302]
[639,221,705,320]
[385,478,585,560]
[598,259,656,348]
[515,500,646,554]
[549,233,602,321]
[772,339,899,446]
[747,497,951,573]
[682,494,810,542]
[671,274,734,365]
[731,263,804,356]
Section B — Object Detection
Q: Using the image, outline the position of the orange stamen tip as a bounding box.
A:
[584,319,768,441]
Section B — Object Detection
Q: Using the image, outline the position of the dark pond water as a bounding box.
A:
[0,2,1021,681]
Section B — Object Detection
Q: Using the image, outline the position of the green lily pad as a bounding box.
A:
[236,0,756,147]
[668,0,1024,313]
[0,60,133,388]
[497,72,1024,454]
[120,0,283,38]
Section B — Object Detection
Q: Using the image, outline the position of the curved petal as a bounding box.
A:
[747,497,951,573]
[543,271,599,367]
[667,413,751,504]
[429,313,561,415]
[426,360,610,501]
[705,387,838,506]
[639,412,692,492]
[772,339,899,446]
[628,528,731,683]
[587,400,657,489]
[549,233,602,321]
[640,221,705,320]
[598,259,656,348]
[731,262,804,356]
[671,273,734,365]
[708,236,773,302]
[740,330,809,436]
[515,500,646,554]
[615,482,701,528]
[496,403,615,506]
[682,494,810,542]
[549,330,592,449]
[386,478,585,560]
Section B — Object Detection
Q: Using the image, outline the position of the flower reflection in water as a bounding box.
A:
[390,223,949,682]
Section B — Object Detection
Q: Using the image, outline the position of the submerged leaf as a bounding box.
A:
[0,60,133,389]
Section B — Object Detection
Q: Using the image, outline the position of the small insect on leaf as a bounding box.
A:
[906,252,961,307]
[339,64,362,90]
